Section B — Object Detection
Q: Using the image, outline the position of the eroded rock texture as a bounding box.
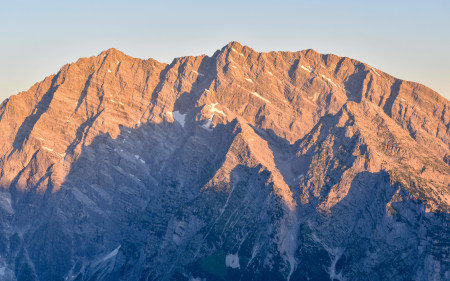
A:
[0,42,448,280]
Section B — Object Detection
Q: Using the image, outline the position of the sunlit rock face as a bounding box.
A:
[0,42,449,281]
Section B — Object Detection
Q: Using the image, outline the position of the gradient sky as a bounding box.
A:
[1,0,449,102]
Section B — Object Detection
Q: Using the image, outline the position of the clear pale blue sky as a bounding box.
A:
[1,0,449,102]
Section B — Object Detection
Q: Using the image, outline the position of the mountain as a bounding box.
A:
[0,41,448,281]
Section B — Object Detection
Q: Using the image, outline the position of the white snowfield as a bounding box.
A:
[192,70,205,76]
[42,146,54,152]
[231,47,245,57]
[321,75,337,87]
[236,84,272,104]
[134,155,145,164]
[312,93,318,102]
[102,245,121,262]
[171,111,186,127]
[201,118,213,131]
[369,66,381,77]
[301,65,312,73]
[251,92,271,104]
[41,146,65,157]
[225,254,240,269]
[208,103,225,116]
[0,193,14,214]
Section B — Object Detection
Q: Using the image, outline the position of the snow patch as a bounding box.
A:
[72,188,96,207]
[192,70,205,76]
[268,71,273,76]
[245,78,254,83]
[172,111,186,127]
[231,65,237,69]
[109,99,116,103]
[321,75,337,87]
[305,98,318,107]
[107,69,111,73]
[201,118,213,131]
[102,245,121,262]
[300,65,311,73]
[225,254,240,269]
[209,103,225,116]
[0,193,14,214]
[249,244,261,267]
[250,92,271,104]
[313,93,318,102]
[41,146,65,157]
[236,84,272,104]
[134,155,146,164]
[369,66,381,77]
[42,146,53,152]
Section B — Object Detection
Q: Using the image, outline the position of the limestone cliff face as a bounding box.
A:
[0,42,448,281]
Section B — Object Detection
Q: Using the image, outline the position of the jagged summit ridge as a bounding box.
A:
[0,42,448,281]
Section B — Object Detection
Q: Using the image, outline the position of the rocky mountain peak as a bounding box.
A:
[99,47,126,57]
[221,40,245,51]
[0,43,448,281]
